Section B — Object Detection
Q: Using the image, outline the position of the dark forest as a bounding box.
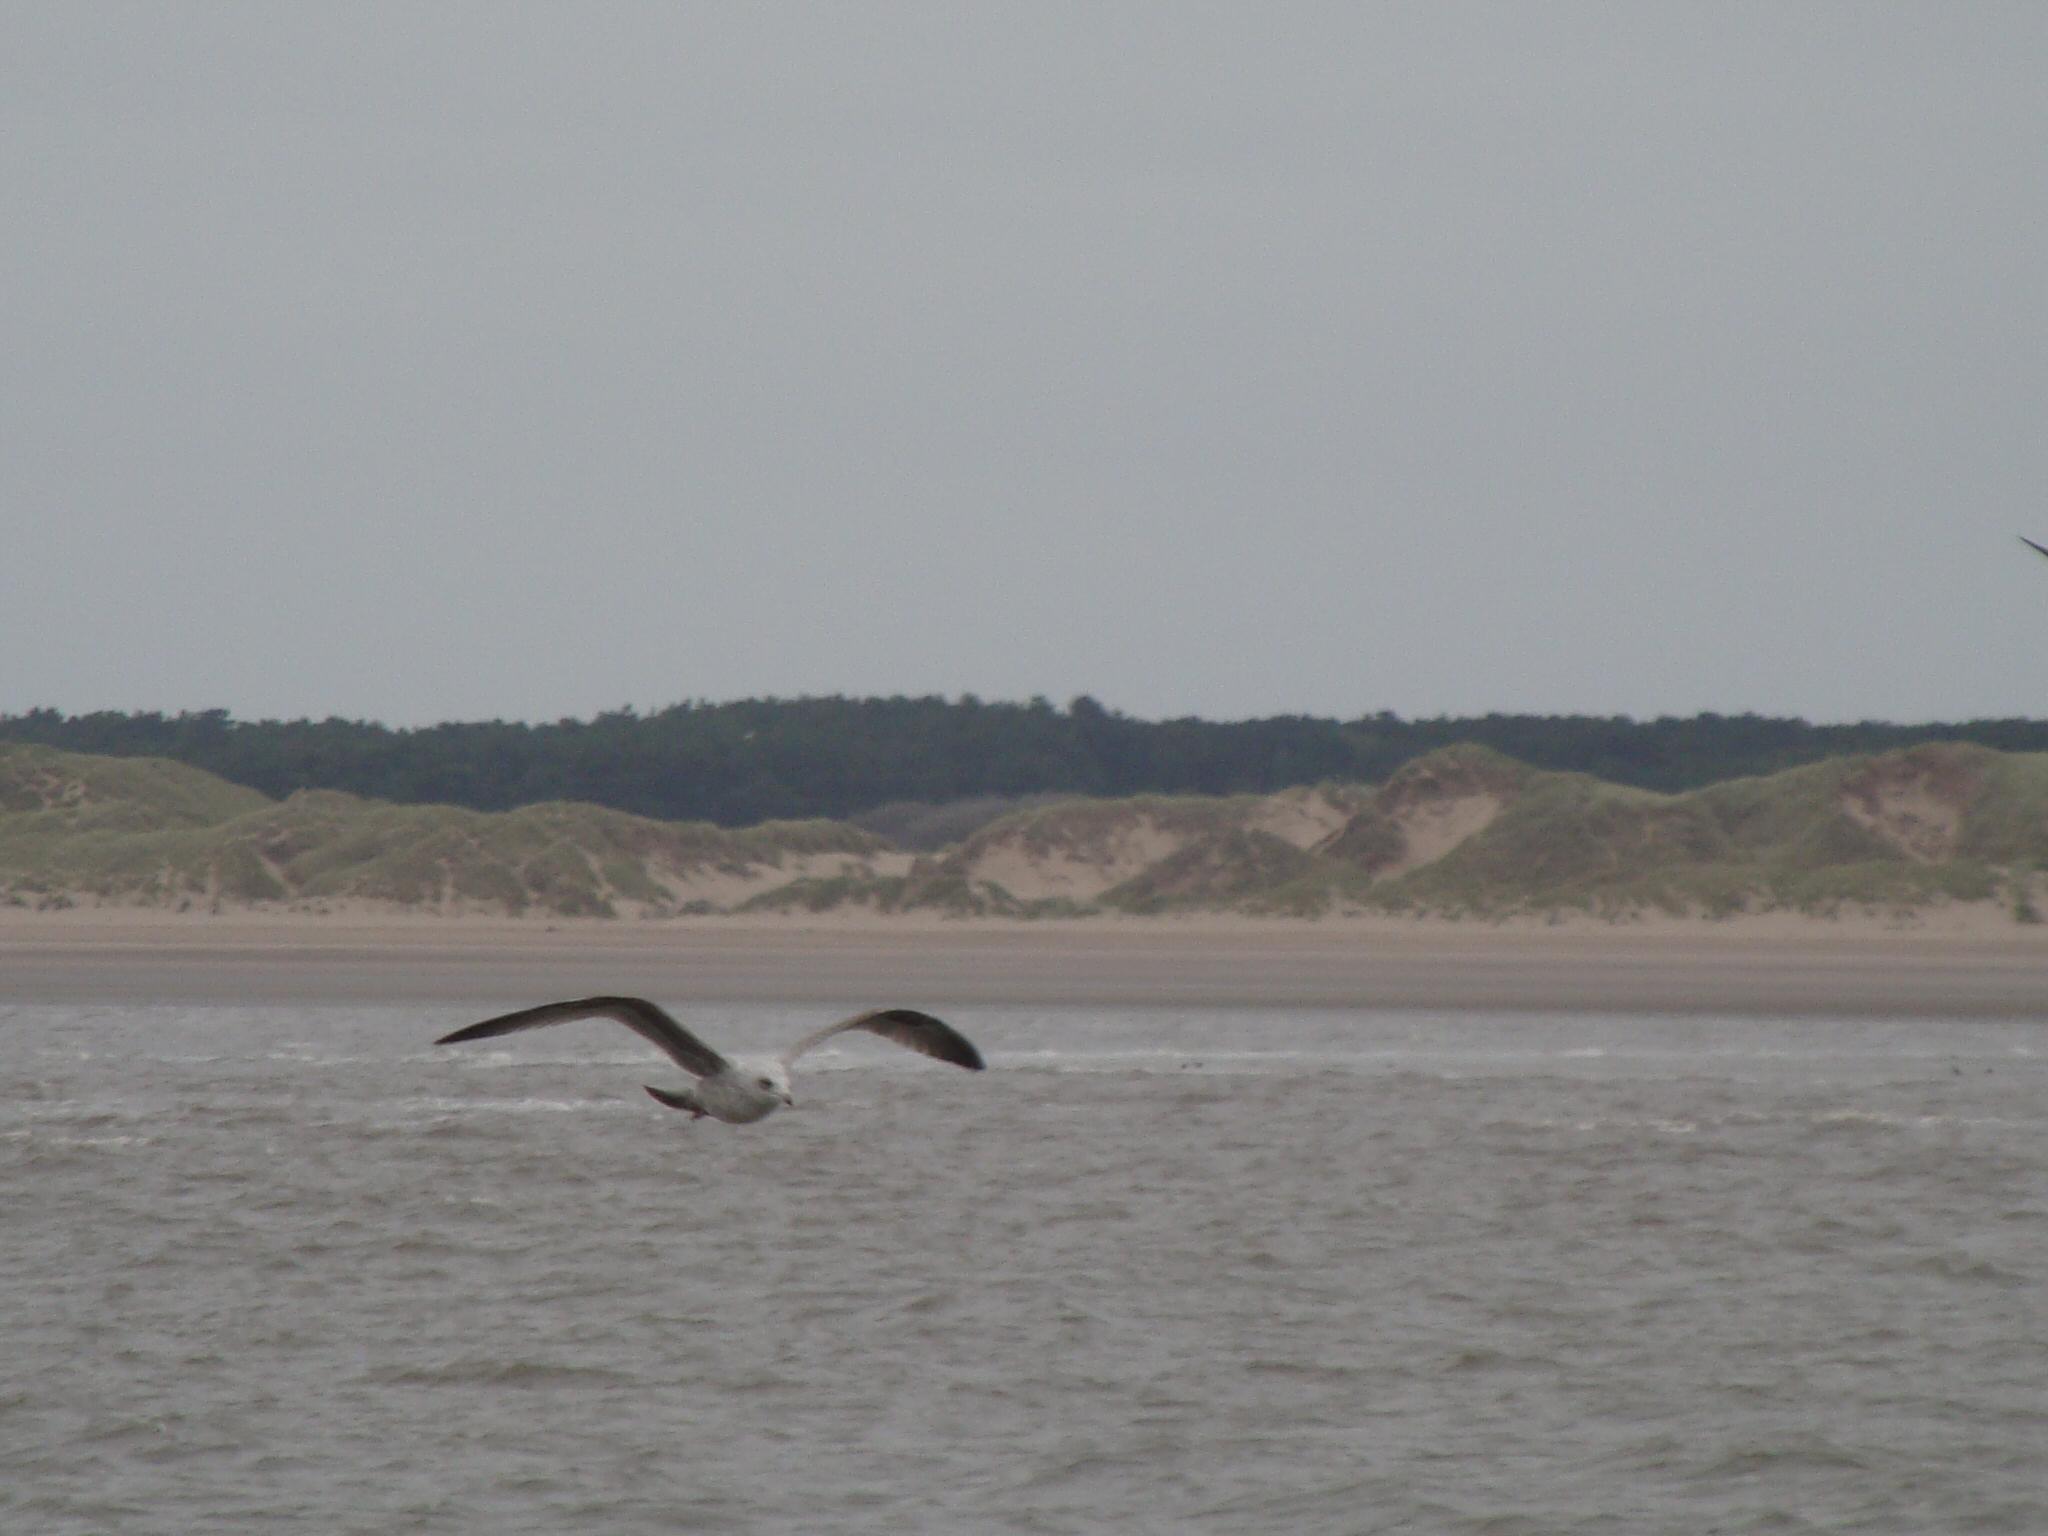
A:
[6,699,2046,828]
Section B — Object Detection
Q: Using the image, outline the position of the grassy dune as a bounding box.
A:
[0,744,892,917]
[5,739,2046,922]
[898,742,2048,922]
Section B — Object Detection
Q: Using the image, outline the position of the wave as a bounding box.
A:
[389,1095,623,1116]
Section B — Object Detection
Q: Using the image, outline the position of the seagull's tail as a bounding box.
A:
[644,1084,706,1117]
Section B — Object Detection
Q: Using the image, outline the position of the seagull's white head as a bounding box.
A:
[737,1056,795,1107]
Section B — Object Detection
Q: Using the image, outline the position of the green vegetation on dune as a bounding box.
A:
[0,742,270,834]
[0,743,890,917]
[1950,748,2048,864]
[1379,741,2026,920]
[875,739,2048,922]
[1105,830,1315,913]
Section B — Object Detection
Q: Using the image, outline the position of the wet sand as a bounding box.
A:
[4,911,2046,1016]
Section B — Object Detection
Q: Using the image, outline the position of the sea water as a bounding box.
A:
[3,1003,2043,1534]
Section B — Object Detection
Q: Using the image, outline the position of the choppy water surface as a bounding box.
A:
[3,1003,2044,1534]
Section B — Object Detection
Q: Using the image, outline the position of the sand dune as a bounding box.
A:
[9,738,2048,926]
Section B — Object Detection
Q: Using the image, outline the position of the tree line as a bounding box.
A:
[6,697,2047,828]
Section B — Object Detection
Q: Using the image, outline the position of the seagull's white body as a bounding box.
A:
[669,1055,795,1124]
[435,996,983,1125]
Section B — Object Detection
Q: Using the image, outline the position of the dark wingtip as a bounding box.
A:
[873,1007,986,1071]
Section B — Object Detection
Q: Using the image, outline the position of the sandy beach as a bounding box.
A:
[4,907,2046,1017]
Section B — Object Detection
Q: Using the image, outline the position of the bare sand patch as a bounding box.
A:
[1836,746,1989,863]
[1248,788,1359,850]
[1841,785,1960,863]
[964,818,1185,902]
[651,851,910,909]
[1379,793,1503,878]
[1841,781,1963,862]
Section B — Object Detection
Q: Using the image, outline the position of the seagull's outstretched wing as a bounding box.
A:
[782,1008,985,1071]
[436,996,732,1079]
[2022,536,2048,561]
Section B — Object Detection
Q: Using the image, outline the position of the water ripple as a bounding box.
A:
[2,1003,2043,1535]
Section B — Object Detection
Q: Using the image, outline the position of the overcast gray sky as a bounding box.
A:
[5,4,2045,727]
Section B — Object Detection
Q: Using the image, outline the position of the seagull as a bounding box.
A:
[2022,536,2048,560]
[435,996,984,1124]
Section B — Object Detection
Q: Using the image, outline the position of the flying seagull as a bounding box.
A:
[435,996,984,1124]
[2022,536,2048,560]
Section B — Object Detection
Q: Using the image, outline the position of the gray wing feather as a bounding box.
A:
[782,1008,985,1071]
[435,996,732,1078]
[2023,536,2048,561]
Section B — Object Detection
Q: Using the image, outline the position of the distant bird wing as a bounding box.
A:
[781,1008,986,1071]
[435,996,732,1078]
[2022,536,2048,561]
